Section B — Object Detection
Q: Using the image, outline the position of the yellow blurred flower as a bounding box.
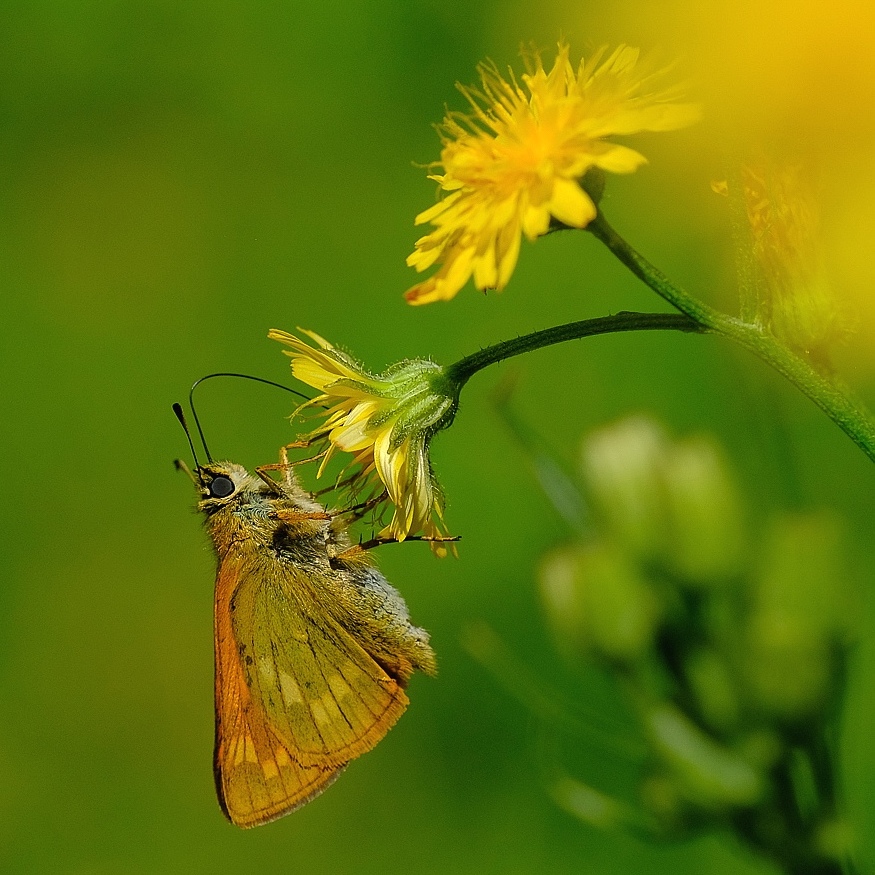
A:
[269,328,457,545]
[405,41,699,305]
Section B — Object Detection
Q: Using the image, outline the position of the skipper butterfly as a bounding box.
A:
[176,401,435,827]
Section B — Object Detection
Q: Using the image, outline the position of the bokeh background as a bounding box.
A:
[2,1,874,872]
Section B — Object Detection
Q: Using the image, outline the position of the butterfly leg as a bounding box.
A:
[312,470,361,498]
[254,442,326,494]
[330,491,388,523]
[270,443,382,512]
[331,534,461,563]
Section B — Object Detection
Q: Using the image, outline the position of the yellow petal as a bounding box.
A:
[549,178,596,228]
[296,327,334,349]
[373,430,402,504]
[495,219,522,289]
[291,358,340,392]
[591,143,648,175]
[404,276,441,305]
[415,191,462,226]
[522,203,551,239]
[472,250,498,290]
[407,237,445,271]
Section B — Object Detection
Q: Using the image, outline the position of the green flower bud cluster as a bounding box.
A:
[539,416,856,867]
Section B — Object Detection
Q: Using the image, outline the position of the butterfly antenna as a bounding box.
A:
[187,372,313,465]
[172,402,202,469]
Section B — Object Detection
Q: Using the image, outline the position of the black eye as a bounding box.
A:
[209,475,235,498]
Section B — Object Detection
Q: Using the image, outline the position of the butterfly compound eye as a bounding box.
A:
[209,475,236,498]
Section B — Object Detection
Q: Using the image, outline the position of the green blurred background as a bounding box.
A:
[2,1,874,872]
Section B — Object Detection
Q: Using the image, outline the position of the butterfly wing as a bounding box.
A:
[213,555,410,828]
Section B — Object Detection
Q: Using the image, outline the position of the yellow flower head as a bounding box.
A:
[405,42,699,305]
[269,329,458,545]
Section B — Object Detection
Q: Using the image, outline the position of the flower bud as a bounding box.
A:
[550,776,629,831]
[743,611,831,720]
[742,513,853,719]
[662,436,746,585]
[741,161,846,361]
[683,646,741,733]
[639,772,685,831]
[539,541,658,664]
[644,703,765,808]
[580,416,669,562]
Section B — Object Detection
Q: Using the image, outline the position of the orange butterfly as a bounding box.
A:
[183,447,436,827]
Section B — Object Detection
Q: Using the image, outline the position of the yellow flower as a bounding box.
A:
[405,42,699,305]
[269,328,457,545]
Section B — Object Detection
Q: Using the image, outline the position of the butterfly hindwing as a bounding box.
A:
[213,554,409,827]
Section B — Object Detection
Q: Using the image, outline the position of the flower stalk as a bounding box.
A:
[587,211,875,465]
[445,312,703,388]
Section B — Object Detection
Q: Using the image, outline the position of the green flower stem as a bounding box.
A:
[588,211,875,466]
[444,312,703,388]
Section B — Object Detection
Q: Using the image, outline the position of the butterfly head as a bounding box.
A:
[198,459,240,494]
[194,462,265,513]
[172,402,259,505]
